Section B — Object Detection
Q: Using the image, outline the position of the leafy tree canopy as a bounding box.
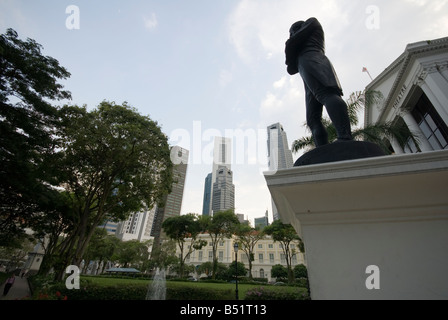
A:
[0,28,71,246]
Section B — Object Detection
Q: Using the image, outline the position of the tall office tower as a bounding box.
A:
[254,209,269,230]
[211,165,235,213]
[150,146,189,244]
[267,123,294,220]
[202,137,233,216]
[202,173,212,216]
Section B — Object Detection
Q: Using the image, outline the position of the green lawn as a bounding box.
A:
[82,276,308,300]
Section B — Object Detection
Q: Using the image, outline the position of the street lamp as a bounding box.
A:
[233,242,239,300]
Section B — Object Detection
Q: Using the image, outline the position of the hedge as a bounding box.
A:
[36,283,233,300]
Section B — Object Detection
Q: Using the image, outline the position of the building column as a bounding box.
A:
[390,136,404,154]
[401,112,433,152]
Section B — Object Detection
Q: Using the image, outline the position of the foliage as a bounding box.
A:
[264,220,303,284]
[113,239,151,269]
[244,286,310,300]
[39,279,234,300]
[44,101,173,280]
[234,223,264,279]
[291,90,420,154]
[162,213,206,277]
[293,264,308,279]
[271,264,288,280]
[148,239,178,271]
[199,210,240,279]
[0,28,71,246]
[83,229,121,274]
[227,261,247,279]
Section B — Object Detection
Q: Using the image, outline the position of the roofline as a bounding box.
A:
[365,36,448,124]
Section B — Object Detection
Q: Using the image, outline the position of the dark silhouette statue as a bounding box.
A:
[285,17,353,147]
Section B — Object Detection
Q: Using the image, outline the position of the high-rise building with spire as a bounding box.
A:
[267,123,293,220]
[202,137,235,216]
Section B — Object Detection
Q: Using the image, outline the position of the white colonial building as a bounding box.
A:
[178,233,306,282]
[365,36,448,153]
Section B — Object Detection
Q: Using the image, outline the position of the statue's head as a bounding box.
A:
[289,21,304,37]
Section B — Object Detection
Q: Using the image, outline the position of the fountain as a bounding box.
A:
[146,267,166,300]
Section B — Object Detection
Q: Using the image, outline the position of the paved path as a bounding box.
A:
[0,275,31,300]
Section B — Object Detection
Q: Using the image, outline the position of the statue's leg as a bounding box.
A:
[317,89,353,141]
[305,87,329,147]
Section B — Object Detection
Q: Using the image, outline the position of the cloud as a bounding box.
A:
[219,68,233,88]
[259,75,308,157]
[143,13,158,30]
[227,0,351,64]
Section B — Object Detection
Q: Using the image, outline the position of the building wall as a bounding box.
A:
[365,37,448,154]
[179,234,306,282]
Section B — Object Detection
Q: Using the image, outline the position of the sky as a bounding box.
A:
[1,0,447,225]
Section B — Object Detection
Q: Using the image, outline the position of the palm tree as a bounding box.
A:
[291,90,420,154]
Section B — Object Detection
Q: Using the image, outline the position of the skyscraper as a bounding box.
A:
[116,146,189,243]
[211,165,235,213]
[150,146,189,243]
[267,123,293,220]
[202,173,212,216]
[202,137,235,216]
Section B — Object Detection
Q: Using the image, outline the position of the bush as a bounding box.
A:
[244,286,310,300]
[35,280,234,300]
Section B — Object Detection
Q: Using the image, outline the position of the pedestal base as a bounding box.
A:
[294,140,386,167]
[265,150,448,299]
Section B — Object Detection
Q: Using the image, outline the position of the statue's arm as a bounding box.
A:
[285,17,320,74]
[286,17,320,53]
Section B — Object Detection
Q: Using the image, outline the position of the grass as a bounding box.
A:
[82,276,307,300]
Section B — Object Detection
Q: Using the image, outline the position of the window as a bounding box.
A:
[407,93,448,152]
[218,251,223,262]
[198,251,203,262]
[258,244,263,249]
[268,244,273,249]
[292,254,297,264]
[280,254,286,264]
[269,253,275,263]
[208,251,213,261]
[258,254,264,263]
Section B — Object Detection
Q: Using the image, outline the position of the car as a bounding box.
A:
[187,277,197,281]
[274,281,286,286]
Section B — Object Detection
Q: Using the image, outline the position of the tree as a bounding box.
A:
[162,213,206,278]
[0,28,71,246]
[291,90,419,154]
[114,239,151,269]
[149,239,178,272]
[235,224,264,279]
[264,220,303,284]
[294,263,308,279]
[200,210,240,279]
[49,101,173,280]
[227,261,247,280]
[271,264,288,281]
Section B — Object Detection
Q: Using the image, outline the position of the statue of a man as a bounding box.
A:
[285,17,352,147]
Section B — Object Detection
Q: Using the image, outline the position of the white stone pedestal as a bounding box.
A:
[264,150,448,299]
